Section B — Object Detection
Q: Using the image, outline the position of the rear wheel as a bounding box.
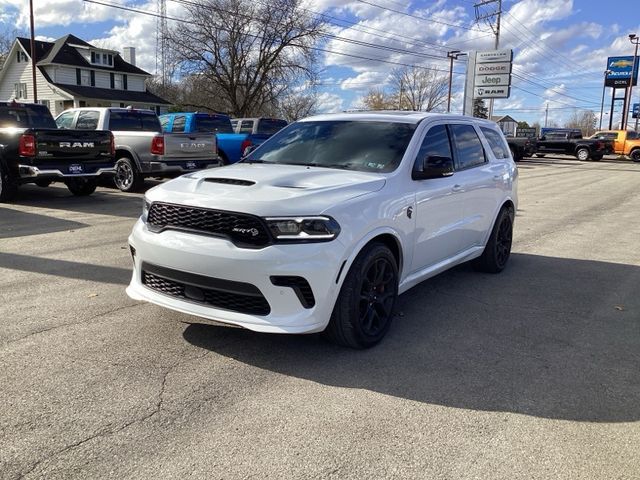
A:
[324,243,398,349]
[0,163,18,202]
[630,149,640,162]
[114,157,143,192]
[576,148,590,161]
[66,178,97,196]
[473,206,514,274]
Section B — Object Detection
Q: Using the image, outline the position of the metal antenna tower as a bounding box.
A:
[156,0,168,86]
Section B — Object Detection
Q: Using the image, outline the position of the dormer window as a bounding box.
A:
[90,50,113,66]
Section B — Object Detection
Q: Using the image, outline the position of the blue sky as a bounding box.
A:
[1,0,639,126]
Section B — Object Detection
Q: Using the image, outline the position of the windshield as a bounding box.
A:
[195,115,233,133]
[245,120,417,173]
[0,104,56,129]
[257,119,288,135]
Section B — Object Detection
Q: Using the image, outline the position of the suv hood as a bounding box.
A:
[147,163,386,216]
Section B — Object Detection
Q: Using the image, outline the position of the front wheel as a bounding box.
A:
[114,157,143,192]
[66,178,97,196]
[630,149,640,162]
[324,243,398,349]
[576,148,590,161]
[473,206,514,274]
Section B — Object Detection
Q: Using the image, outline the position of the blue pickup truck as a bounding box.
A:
[160,112,286,164]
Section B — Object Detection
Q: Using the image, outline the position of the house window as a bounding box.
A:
[102,53,108,64]
[108,54,113,65]
[81,70,91,86]
[114,73,123,89]
[14,83,27,99]
[16,51,28,63]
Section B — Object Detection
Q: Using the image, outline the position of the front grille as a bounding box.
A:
[147,202,271,247]
[142,263,271,316]
[204,178,255,186]
[270,276,315,308]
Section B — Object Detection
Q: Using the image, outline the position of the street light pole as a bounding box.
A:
[600,70,612,131]
[625,34,639,130]
[447,51,466,113]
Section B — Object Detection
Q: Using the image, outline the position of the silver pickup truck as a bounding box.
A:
[55,107,220,192]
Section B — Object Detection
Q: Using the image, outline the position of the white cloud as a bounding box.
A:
[315,91,343,113]
[0,0,118,28]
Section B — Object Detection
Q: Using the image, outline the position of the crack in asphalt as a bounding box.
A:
[17,349,211,479]
[1,303,144,348]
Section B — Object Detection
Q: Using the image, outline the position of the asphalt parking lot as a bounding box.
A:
[1,156,639,479]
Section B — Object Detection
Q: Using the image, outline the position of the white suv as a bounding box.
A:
[126,112,518,348]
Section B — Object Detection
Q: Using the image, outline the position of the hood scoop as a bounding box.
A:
[204,178,255,186]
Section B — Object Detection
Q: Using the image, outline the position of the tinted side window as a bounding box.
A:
[257,119,288,135]
[109,111,161,132]
[413,124,452,172]
[239,120,254,133]
[76,111,100,130]
[56,111,76,129]
[172,115,186,133]
[450,124,486,169]
[480,127,509,159]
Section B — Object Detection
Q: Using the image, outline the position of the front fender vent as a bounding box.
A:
[204,178,255,186]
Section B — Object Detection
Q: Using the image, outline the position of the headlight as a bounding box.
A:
[265,216,340,242]
[142,198,151,222]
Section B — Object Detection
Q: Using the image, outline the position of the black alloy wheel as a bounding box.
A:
[631,149,640,162]
[324,243,399,348]
[358,257,397,337]
[473,206,514,274]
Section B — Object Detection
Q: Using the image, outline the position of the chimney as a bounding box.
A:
[122,47,136,66]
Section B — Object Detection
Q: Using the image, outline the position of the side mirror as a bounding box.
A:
[412,155,454,180]
[242,145,256,157]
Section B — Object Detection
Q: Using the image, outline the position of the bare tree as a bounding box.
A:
[0,27,20,71]
[565,110,597,136]
[276,92,317,121]
[166,0,323,117]
[359,87,395,110]
[389,67,448,111]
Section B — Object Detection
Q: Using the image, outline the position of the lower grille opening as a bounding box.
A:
[270,276,315,309]
[142,263,270,316]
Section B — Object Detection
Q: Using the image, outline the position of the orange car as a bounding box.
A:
[590,130,640,161]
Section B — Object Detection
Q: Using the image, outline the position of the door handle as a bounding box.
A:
[451,184,463,193]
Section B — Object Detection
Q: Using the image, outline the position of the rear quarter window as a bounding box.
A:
[257,119,288,135]
[480,127,510,159]
[108,111,161,131]
[450,124,486,169]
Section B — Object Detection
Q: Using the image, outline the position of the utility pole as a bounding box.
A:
[474,0,502,118]
[544,103,549,128]
[398,78,404,110]
[29,0,37,102]
[447,51,466,113]
[156,0,168,87]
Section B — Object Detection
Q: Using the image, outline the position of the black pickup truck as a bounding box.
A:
[534,130,612,161]
[0,102,115,201]
[505,136,535,161]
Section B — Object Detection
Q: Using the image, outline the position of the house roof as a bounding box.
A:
[491,115,518,123]
[52,82,171,104]
[16,35,151,76]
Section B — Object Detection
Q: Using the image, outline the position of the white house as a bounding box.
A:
[0,34,170,117]
[490,115,519,137]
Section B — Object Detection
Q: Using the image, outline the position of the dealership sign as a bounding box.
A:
[474,49,513,99]
[605,56,638,87]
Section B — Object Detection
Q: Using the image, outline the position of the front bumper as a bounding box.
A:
[126,219,346,334]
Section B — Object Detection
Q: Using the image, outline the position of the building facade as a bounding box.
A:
[0,34,170,117]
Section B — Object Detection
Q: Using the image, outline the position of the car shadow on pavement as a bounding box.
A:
[9,184,148,219]
[183,253,640,423]
[0,252,131,285]
[0,207,88,239]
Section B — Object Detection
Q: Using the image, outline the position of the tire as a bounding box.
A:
[535,153,545,158]
[35,179,52,188]
[576,148,590,161]
[473,206,514,274]
[0,162,18,202]
[510,147,519,162]
[630,149,640,162]
[324,243,399,349]
[114,157,143,192]
[65,178,97,196]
